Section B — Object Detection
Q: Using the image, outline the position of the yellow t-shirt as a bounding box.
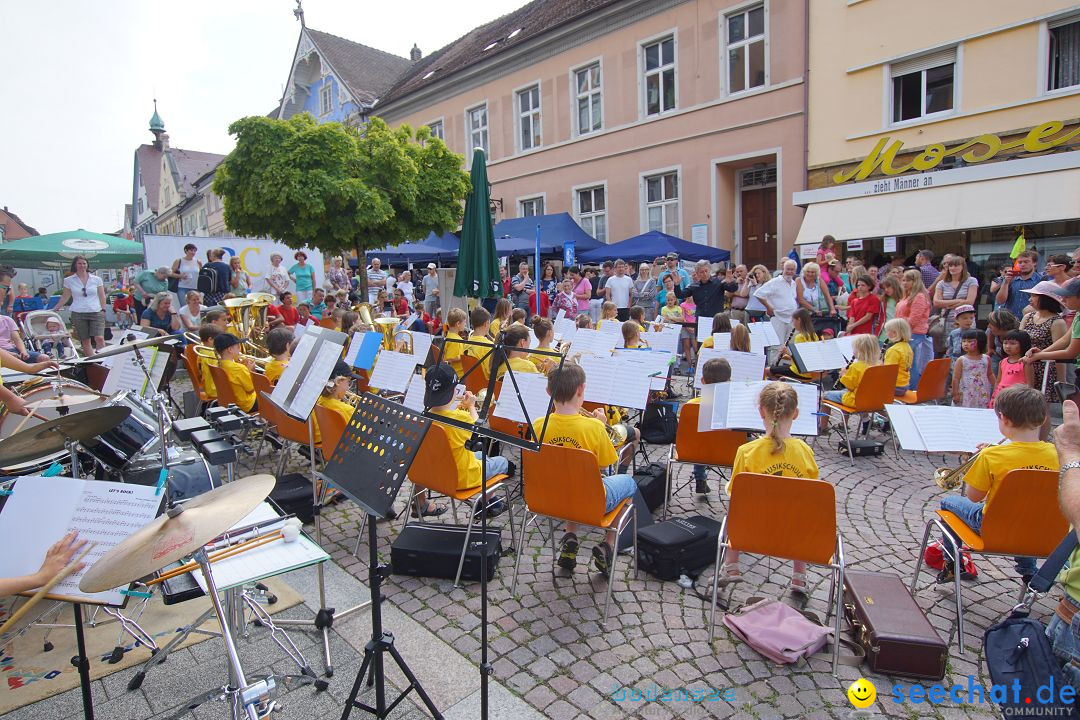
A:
[317,395,354,425]
[790,333,819,379]
[597,317,618,330]
[433,407,483,490]
[490,318,505,338]
[497,356,538,380]
[836,360,869,407]
[265,357,287,385]
[198,346,217,399]
[465,332,493,377]
[963,441,1059,514]
[529,349,555,371]
[701,336,714,348]
[729,436,819,494]
[661,306,683,323]
[532,411,618,469]
[220,359,255,412]
[884,341,913,389]
[443,330,465,376]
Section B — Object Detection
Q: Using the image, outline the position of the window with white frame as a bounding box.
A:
[320,82,333,115]
[577,186,606,243]
[575,63,602,134]
[427,120,444,140]
[644,172,678,236]
[726,5,766,93]
[517,85,541,151]
[467,105,489,156]
[519,197,544,217]
[890,49,955,123]
[643,36,676,116]
[1048,18,1080,91]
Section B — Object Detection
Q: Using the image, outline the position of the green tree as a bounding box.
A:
[213,114,469,293]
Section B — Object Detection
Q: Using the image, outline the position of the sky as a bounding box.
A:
[0,0,529,236]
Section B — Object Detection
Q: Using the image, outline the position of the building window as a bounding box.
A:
[1048,18,1080,91]
[517,85,541,151]
[467,105,489,156]
[137,198,144,214]
[320,82,333,115]
[575,63,602,134]
[643,36,676,116]
[519,197,544,217]
[427,120,444,140]
[726,5,766,93]
[577,186,606,243]
[645,172,678,236]
[890,49,955,123]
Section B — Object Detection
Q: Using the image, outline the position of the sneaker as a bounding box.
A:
[695,477,710,494]
[557,533,579,571]
[591,543,613,575]
[1021,574,1034,589]
[936,562,956,585]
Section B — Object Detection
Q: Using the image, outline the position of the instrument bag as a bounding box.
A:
[391,523,502,582]
[270,473,316,524]
[633,462,668,512]
[984,533,1078,716]
[636,515,722,581]
[843,570,948,680]
[638,400,679,446]
[838,438,885,457]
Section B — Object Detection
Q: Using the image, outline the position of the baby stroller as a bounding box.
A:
[22,310,79,360]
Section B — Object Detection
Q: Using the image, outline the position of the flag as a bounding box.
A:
[787,247,801,273]
[1009,231,1026,259]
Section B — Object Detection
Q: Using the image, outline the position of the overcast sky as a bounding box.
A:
[1,0,528,236]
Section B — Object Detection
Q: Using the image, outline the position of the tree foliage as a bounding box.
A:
[213,114,470,257]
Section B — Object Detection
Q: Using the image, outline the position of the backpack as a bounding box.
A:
[197,264,219,296]
[638,400,678,445]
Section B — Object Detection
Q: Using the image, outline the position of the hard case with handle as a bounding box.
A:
[843,570,948,680]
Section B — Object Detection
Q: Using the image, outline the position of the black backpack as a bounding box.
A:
[197,264,219,296]
[638,400,678,445]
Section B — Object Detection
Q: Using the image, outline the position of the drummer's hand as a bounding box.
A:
[28,360,60,373]
[34,531,87,585]
[5,393,29,416]
[592,408,607,422]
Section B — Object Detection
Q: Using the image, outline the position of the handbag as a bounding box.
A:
[723,598,832,665]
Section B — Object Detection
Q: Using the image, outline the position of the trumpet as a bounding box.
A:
[191,344,269,371]
[932,439,1006,490]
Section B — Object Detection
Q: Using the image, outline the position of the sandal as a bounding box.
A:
[789,570,808,594]
[718,561,743,585]
[410,503,446,519]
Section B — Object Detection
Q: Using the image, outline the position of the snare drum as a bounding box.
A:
[83,391,161,470]
[0,379,106,473]
[124,450,219,502]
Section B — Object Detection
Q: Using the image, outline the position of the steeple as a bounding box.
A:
[149,99,166,150]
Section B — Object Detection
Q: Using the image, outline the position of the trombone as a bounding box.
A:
[932,439,1006,490]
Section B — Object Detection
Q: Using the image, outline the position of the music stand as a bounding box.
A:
[421,334,562,720]
[319,393,442,719]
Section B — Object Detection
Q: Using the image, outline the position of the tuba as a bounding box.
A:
[223,297,253,338]
[247,292,275,349]
[372,317,413,353]
[578,408,628,447]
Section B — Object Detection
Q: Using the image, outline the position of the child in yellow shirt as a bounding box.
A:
[316,360,356,425]
[495,325,539,380]
[596,301,619,331]
[263,326,293,385]
[882,317,914,395]
[700,312,732,349]
[465,307,494,378]
[490,298,512,339]
[442,308,468,377]
[621,321,645,350]
[529,318,557,373]
[197,324,222,399]
[726,382,819,592]
[823,334,881,407]
[213,333,257,413]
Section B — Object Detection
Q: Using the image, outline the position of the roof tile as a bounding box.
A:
[306,28,412,106]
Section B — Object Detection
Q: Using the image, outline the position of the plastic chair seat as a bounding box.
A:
[935,510,985,552]
[821,398,858,413]
[596,497,632,530]
[896,391,919,404]
[448,474,509,502]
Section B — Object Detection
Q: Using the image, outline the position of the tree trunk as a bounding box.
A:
[355,240,368,302]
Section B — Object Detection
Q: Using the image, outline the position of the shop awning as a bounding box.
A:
[794,164,1080,245]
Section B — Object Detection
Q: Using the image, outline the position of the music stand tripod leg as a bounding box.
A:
[72,603,95,720]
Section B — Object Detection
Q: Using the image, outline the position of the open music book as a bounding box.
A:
[101,346,168,398]
[367,349,419,394]
[642,326,680,355]
[788,335,856,373]
[492,372,552,426]
[579,354,653,410]
[694,348,766,386]
[567,328,619,356]
[698,381,819,436]
[885,405,1004,453]
[748,322,781,347]
[711,331,768,355]
[0,476,163,606]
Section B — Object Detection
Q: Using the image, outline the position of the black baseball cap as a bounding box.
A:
[213,333,241,354]
[1059,277,1080,298]
[424,362,458,407]
[328,360,352,380]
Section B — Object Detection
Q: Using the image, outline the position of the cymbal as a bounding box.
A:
[27,392,104,409]
[0,405,131,465]
[80,474,276,593]
[70,335,179,363]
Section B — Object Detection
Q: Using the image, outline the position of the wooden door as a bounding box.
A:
[740,187,777,268]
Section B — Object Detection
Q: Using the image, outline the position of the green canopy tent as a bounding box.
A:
[453,150,501,299]
[0,229,144,270]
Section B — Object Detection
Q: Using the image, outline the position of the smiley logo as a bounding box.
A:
[847,677,876,708]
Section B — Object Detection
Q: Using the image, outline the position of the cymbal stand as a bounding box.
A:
[127,335,173,501]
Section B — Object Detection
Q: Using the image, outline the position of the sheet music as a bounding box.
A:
[0,476,161,606]
[567,328,617,357]
[101,347,167,398]
[368,350,419,394]
[528,329,539,349]
[643,329,680,355]
[579,355,652,409]
[553,318,577,343]
[695,348,766,387]
[834,334,855,359]
[790,339,849,372]
[615,350,673,392]
[346,332,382,370]
[748,322,781,346]
[598,320,622,335]
[555,309,566,322]
[886,405,1004,453]
[193,503,328,592]
[402,374,426,412]
[697,316,713,337]
[701,381,818,436]
[288,340,344,419]
[492,372,551,425]
[271,331,318,408]
[406,332,433,363]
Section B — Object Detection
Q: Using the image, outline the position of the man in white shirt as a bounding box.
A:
[754,259,799,357]
[367,258,387,304]
[604,259,635,322]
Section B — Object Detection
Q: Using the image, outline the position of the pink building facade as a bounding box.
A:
[375,0,807,268]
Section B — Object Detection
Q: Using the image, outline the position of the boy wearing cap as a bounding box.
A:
[214,333,257,413]
[318,360,356,425]
[948,304,976,359]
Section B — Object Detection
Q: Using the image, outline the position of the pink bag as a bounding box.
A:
[723,598,832,665]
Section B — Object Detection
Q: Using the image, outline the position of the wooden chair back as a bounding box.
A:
[313,403,348,461]
[409,423,465,497]
[851,363,899,412]
[521,443,607,526]
[727,472,837,566]
[257,391,311,445]
[209,365,241,409]
[912,357,950,403]
[675,403,747,466]
[978,469,1069,557]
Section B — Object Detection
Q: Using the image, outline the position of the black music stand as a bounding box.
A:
[319,393,442,720]
[422,334,561,720]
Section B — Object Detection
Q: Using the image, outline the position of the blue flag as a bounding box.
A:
[787,247,801,273]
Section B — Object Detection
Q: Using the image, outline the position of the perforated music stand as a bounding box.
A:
[318,393,442,719]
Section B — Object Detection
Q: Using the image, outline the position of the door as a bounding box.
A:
[741,187,777,268]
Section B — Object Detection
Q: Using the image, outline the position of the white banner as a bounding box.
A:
[141,235,325,294]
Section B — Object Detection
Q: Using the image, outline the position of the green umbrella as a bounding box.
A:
[0,229,144,269]
[454,150,501,298]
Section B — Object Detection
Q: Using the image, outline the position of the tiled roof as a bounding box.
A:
[306,28,412,106]
[169,148,225,199]
[136,144,163,213]
[0,208,38,237]
[377,0,618,107]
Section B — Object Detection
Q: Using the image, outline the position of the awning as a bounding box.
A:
[794,164,1080,245]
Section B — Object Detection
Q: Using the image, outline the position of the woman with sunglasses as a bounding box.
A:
[56,255,107,355]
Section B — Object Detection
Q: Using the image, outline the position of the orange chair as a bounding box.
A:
[911,469,1067,653]
[459,353,488,394]
[208,365,243,412]
[399,423,509,587]
[708,472,845,674]
[822,363,899,463]
[319,316,337,329]
[182,344,213,406]
[895,357,950,405]
[430,343,442,367]
[664,403,747,519]
[510,443,637,627]
[255,391,319,478]
[252,370,273,399]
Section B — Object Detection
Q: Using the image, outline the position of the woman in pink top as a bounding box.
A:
[567,266,592,315]
[897,269,932,388]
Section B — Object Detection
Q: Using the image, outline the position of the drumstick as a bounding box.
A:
[145,531,284,587]
[0,542,96,637]
[10,401,45,436]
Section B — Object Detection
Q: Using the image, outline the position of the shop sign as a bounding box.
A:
[834,120,1080,184]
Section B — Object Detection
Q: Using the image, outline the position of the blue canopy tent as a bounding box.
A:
[357,231,460,266]
[493,212,603,255]
[578,230,730,264]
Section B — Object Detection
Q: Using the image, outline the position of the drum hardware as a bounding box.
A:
[0,405,131,475]
[66,333,179,363]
